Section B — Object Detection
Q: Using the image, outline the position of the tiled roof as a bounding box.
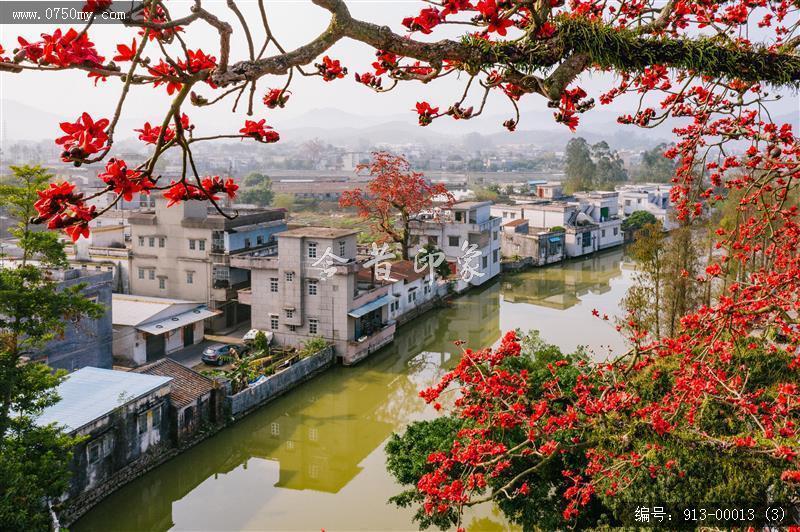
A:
[134,359,215,408]
[503,219,528,227]
[389,260,428,283]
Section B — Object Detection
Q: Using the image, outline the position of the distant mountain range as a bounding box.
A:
[3,99,798,152]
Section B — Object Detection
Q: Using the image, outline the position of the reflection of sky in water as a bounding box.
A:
[74,249,627,532]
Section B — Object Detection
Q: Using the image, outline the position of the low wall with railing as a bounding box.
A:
[226,346,335,418]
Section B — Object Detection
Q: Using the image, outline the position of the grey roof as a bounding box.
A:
[36,367,171,433]
[278,226,357,239]
[451,201,493,210]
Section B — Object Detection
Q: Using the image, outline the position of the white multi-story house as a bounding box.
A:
[128,198,287,331]
[617,183,676,230]
[409,201,502,291]
[491,192,623,259]
[232,227,396,365]
[573,191,624,251]
[371,260,448,323]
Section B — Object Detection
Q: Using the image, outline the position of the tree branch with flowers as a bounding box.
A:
[2,0,800,527]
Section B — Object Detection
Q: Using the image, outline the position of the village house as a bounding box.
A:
[111,294,218,366]
[231,227,396,365]
[63,211,133,293]
[617,183,676,230]
[408,201,502,290]
[356,260,448,324]
[39,268,114,372]
[491,191,623,259]
[133,358,221,445]
[36,367,172,503]
[128,198,287,332]
[500,219,566,266]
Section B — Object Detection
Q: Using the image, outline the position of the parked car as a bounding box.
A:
[201,343,248,366]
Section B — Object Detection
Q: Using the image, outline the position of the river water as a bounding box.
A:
[74,248,632,532]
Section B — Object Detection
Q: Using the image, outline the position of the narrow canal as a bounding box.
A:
[74,248,632,531]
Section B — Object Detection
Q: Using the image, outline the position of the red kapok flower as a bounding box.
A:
[55,112,109,163]
[98,158,154,201]
[316,56,347,81]
[263,88,290,109]
[113,39,137,62]
[239,119,280,143]
[415,101,439,126]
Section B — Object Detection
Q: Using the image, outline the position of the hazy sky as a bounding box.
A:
[0,1,797,143]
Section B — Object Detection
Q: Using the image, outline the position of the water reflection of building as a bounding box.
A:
[501,248,623,310]
[73,285,503,532]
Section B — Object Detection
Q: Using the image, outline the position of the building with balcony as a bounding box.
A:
[409,201,502,290]
[617,183,676,230]
[231,227,396,365]
[500,219,566,266]
[491,192,623,259]
[112,294,218,366]
[128,198,287,332]
[572,191,624,251]
[65,223,132,293]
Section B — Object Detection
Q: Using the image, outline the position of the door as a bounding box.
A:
[145,333,165,361]
[183,324,194,347]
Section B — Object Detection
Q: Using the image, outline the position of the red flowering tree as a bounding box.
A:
[339,152,453,259]
[2,0,800,527]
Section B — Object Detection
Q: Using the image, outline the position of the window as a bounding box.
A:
[244,238,251,248]
[493,249,499,263]
[186,271,194,284]
[257,235,264,245]
[308,427,318,441]
[493,231,498,241]
[189,239,196,250]
[482,256,488,269]
[309,318,318,335]
[408,289,417,303]
[158,278,166,289]
[308,280,318,296]
[288,324,297,332]
[625,199,631,206]
[270,315,279,330]
[285,271,295,282]
[158,237,165,248]
[213,266,230,282]
[270,277,279,292]
[429,235,438,246]
[286,309,294,319]
[613,227,619,236]
[138,268,145,279]
[601,229,606,237]
[338,241,346,257]
[138,414,148,435]
[95,265,101,271]
[149,237,155,247]
[199,240,205,251]
[138,236,144,246]
[88,440,102,463]
[149,270,155,280]
[271,422,280,436]
[152,405,162,428]
[307,241,318,259]
[448,236,460,247]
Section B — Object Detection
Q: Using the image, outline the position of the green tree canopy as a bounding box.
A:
[0,166,103,530]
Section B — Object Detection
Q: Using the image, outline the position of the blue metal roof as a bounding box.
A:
[348,294,393,318]
[36,367,171,433]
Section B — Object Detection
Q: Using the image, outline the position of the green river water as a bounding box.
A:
[74,248,632,531]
